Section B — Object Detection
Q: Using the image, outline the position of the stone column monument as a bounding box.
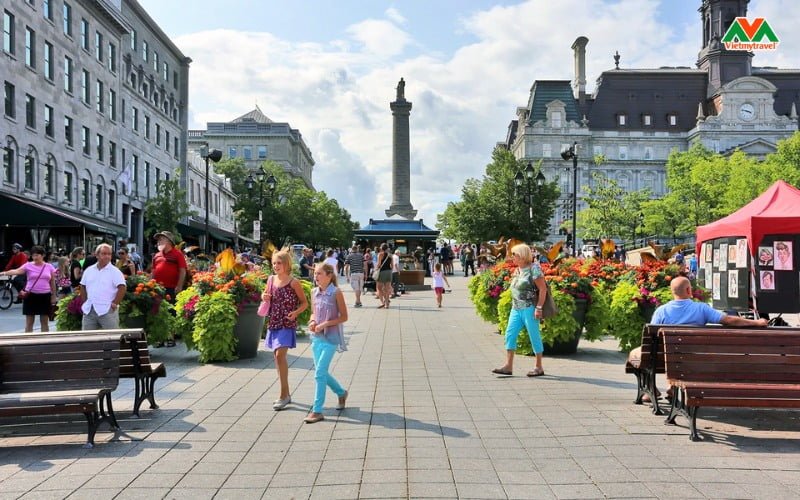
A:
[385,78,418,219]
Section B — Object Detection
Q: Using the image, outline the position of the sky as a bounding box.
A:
[137,0,800,227]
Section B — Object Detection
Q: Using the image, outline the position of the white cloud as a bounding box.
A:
[176,0,800,229]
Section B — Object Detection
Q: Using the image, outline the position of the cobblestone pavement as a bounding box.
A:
[2,275,800,499]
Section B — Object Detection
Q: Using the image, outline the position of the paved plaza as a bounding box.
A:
[2,275,800,499]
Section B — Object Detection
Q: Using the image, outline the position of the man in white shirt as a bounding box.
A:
[391,249,401,298]
[80,243,127,330]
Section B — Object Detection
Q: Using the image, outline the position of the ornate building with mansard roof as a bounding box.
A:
[501,0,800,246]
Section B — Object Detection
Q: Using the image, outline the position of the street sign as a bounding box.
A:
[253,220,260,241]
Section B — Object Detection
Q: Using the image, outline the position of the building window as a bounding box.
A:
[108,88,116,120]
[96,134,104,161]
[258,146,267,159]
[3,81,14,118]
[79,18,88,50]
[142,40,148,62]
[81,126,90,155]
[644,146,653,160]
[155,167,160,185]
[617,113,627,126]
[144,161,150,188]
[153,51,158,72]
[44,162,53,196]
[155,124,161,146]
[132,155,138,192]
[108,189,115,215]
[64,171,73,202]
[81,178,89,208]
[64,115,73,147]
[44,104,53,137]
[643,173,655,191]
[62,3,71,36]
[144,115,150,139]
[43,0,53,21]
[173,137,178,157]
[190,179,194,204]
[95,184,103,212]
[165,131,170,152]
[642,114,652,126]
[25,93,35,128]
[109,141,116,168]
[2,147,12,183]
[619,146,628,160]
[3,11,14,55]
[25,27,35,68]
[95,31,102,62]
[107,41,116,72]
[163,61,169,81]
[63,56,72,92]
[95,80,103,113]
[43,41,53,79]
[551,111,562,128]
[593,145,603,157]
[132,107,138,131]
[81,69,89,103]
[173,70,178,89]
[542,143,551,158]
[668,113,678,126]
[24,156,34,190]
[121,98,125,124]
[243,146,252,160]
[228,146,237,158]
[130,29,136,50]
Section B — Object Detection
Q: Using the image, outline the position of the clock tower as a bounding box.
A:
[697,0,753,97]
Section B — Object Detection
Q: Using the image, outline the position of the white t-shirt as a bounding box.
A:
[80,262,126,316]
[324,256,339,273]
[392,254,400,272]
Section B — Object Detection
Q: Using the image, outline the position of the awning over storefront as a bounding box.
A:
[0,192,126,236]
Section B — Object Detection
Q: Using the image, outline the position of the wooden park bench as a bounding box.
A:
[663,327,800,441]
[2,329,166,417]
[0,333,122,447]
[625,324,717,415]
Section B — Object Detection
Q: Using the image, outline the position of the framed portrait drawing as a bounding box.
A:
[712,273,721,299]
[728,244,737,263]
[758,246,774,267]
[760,270,776,291]
[713,249,720,268]
[736,239,748,268]
[774,241,793,271]
[728,272,738,298]
[719,244,728,271]
[705,243,713,264]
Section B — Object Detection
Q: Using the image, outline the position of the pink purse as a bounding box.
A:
[257,277,272,317]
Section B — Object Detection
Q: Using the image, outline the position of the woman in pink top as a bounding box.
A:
[0,245,56,332]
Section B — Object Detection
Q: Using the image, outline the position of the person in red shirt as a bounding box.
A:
[151,231,187,347]
[4,243,30,300]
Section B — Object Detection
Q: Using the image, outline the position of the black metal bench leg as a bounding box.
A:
[133,377,144,417]
[664,387,681,425]
[104,393,120,429]
[147,375,160,409]
[688,406,702,441]
[634,371,645,404]
[84,411,98,449]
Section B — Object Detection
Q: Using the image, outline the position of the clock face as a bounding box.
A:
[739,103,756,121]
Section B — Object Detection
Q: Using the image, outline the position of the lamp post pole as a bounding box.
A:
[246,167,277,253]
[514,163,546,227]
[200,145,223,254]
[561,142,579,257]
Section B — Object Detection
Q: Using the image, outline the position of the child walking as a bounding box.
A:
[432,263,451,308]
[263,250,308,411]
[305,263,349,424]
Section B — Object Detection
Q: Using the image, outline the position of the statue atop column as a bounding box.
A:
[396,78,406,101]
[386,78,416,219]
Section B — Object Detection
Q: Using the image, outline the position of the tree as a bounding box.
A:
[435,148,559,242]
[578,172,650,241]
[144,169,195,242]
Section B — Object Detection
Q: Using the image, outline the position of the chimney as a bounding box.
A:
[572,36,589,102]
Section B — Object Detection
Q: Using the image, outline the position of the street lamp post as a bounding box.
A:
[560,142,579,257]
[514,162,545,221]
[245,166,277,251]
[200,145,223,254]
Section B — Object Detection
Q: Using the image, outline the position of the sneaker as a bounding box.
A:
[336,390,348,410]
[273,397,291,410]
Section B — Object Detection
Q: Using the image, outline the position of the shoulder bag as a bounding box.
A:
[18,264,47,301]
[528,268,558,319]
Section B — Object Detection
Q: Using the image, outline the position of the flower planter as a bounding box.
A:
[233,303,265,359]
[544,298,588,355]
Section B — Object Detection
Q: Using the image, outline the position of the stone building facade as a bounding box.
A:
[188,106,315,190]
[502,0,800,246]
[0,0,198,254]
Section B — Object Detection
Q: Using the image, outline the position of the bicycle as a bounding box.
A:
[0,275,16,310]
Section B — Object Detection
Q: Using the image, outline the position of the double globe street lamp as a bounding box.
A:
[514,162,546,221]
[245,166,277,252]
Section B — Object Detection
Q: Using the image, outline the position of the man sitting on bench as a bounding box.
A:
[630,276,768,402]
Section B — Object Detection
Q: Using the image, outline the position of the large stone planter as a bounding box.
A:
[544,298,588,355]
[233,303,265,359]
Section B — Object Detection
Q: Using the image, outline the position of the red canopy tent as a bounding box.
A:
[696,180,800,256]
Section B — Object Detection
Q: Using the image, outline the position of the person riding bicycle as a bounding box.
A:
[4,243,29,300]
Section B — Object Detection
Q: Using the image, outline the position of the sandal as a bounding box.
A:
[526,368,545,377]
[491,368,512,376]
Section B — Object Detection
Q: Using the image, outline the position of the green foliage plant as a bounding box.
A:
[583,284,612,341]
[496,288,580,355]
[608,281,647,352]
[55,293,83,331]
[468,273,499,324]
[192,291,238,363]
